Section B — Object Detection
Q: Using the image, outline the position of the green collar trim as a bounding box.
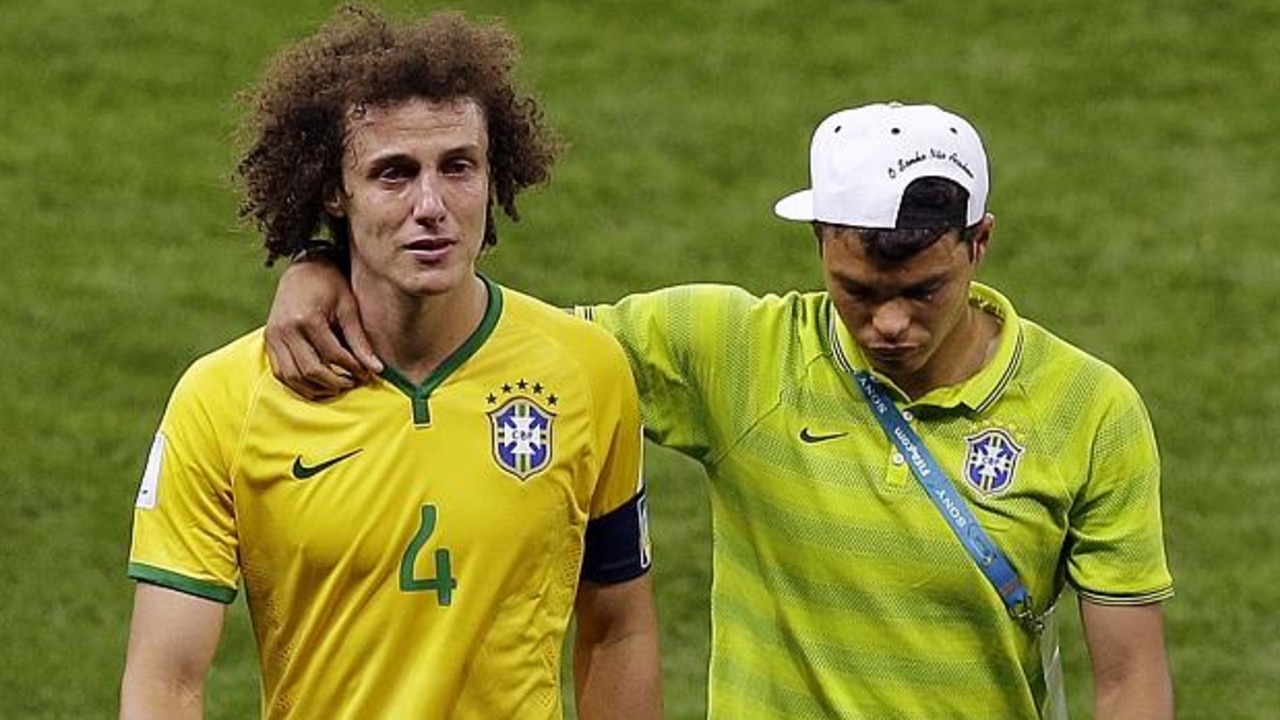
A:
[379,276,504,425]
[827,281,1023,411]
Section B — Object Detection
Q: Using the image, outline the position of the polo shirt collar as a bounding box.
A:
[827,282,1024,412]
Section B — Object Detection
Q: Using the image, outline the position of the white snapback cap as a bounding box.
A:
[774,102,989,228]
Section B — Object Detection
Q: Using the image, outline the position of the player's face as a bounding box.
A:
[821,224,989,395]
[329,97,489,301]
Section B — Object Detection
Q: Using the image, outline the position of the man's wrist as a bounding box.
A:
[289,239,340,265]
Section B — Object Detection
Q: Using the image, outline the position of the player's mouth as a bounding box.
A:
[865,345,919,366]
[403,237,456,262]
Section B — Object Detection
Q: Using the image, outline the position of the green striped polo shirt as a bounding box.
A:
[579,282,1172,719]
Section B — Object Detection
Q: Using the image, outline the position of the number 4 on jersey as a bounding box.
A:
[399,504,457,606]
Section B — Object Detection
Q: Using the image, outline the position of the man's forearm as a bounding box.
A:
[1093,667,1174,720]
[1084,601,1174,720]
[119,676,204,720]
[573,630,663,720]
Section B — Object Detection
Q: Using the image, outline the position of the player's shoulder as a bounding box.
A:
[170,328,272,406]
[608,282,826,326]
[1017,317,1146,408]
[181,328,269,379]
[500,285,618,347]
[497,285,633,373]
[497,286,641,412]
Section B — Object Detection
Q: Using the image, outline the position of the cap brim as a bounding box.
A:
[773,189,815,221]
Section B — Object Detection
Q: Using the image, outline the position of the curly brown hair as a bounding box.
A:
[236,5,563,264]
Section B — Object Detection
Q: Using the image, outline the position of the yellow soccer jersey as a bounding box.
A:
[129,279,649,720]
[579,282,1172,719]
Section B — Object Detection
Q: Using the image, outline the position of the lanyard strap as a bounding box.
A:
[853,371,1042,634]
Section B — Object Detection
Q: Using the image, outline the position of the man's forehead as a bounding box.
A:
[827,231,966,278]
[347,95,483,125]
[342,96,488,158]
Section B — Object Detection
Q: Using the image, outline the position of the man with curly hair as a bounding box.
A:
[119,7,662,719]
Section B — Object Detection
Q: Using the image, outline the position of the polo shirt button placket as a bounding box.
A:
[890,408,914,485]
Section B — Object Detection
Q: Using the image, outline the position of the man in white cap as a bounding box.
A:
[262,101,1175,719]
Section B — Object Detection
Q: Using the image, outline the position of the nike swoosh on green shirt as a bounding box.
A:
[799,428,848,444]
[291,448,363,480]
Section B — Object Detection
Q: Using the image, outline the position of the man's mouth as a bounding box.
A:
[403,238,455,261]
[866,345,917,363]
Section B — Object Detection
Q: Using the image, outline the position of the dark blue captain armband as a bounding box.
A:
[582,489,652,584]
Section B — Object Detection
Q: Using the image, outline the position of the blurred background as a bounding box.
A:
[1,0,1277,717]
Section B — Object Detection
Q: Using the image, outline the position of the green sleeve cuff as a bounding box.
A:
[128,562,238,604]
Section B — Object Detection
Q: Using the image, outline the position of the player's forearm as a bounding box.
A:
[119,675,204,720]
[573,630,663,720]
[1093,668,1174,720]
[120,585,224,720]
[1082,601,1173,720]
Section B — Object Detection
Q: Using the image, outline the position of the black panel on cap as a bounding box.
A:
[894,177,969,229]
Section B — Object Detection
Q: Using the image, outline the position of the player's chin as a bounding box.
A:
[867,348,922,373]
[400,266,471,297]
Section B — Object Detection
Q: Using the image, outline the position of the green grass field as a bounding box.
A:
[2,0,1277,717]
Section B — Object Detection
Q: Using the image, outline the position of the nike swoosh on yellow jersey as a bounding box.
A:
[799,428,848,444]
[291,448,363,480]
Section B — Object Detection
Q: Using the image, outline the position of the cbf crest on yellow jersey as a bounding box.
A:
[128,279,649,720]
[488,389,556,480]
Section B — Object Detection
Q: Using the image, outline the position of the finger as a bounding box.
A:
[288,322,358,397]
[264,329,295,385]
[267,323,339,400]
[300,317,368,386]
[271,337,339,401]
[333,296,382,379]
[288,343,350,400]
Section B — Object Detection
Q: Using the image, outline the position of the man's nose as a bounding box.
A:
[871,300,911,341]
[413,175,447,224]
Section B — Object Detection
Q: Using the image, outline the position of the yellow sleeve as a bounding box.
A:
[585,326,645,520]
[127,339,260,603]
[579,325,651,583]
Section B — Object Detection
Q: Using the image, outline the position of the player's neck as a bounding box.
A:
[359,275,489,386]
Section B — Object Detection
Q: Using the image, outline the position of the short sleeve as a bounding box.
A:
[127,356,244,603]
[1065,375,1174,605]
[576,284,761,464]
[579,329,650,583]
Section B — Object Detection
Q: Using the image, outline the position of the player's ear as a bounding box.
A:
[324,182,347,218]
[969,213,994,264]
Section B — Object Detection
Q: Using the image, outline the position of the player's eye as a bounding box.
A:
[841,283,875,302]
[441,157,476,176]
[904,281,943,301]
[376,164,415,182]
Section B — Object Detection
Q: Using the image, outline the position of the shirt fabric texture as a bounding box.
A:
[579,281,1172,719]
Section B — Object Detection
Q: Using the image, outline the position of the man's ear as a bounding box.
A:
[324,183,347,218]
[969,213,995,264]
[812,222,827,258]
